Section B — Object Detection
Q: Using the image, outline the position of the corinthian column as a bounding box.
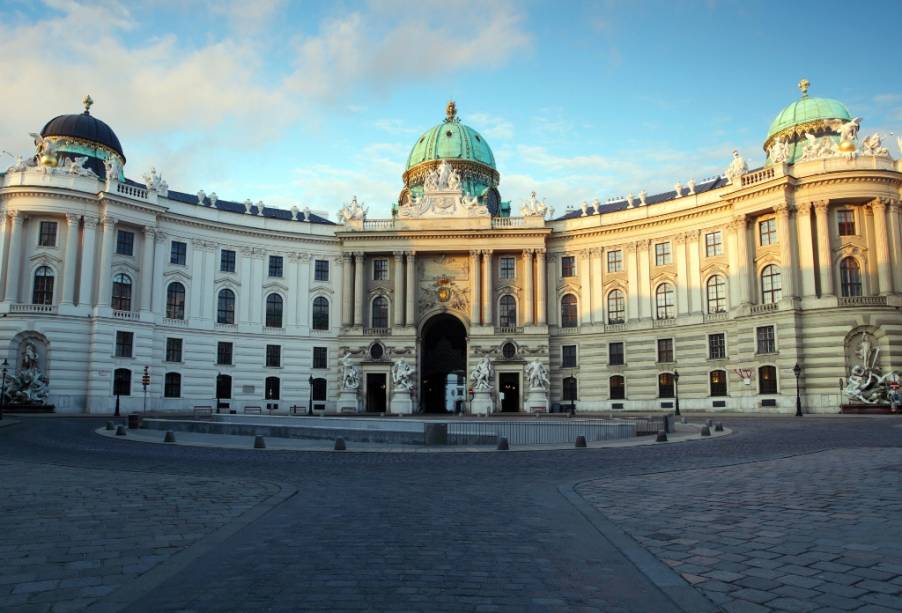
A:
[522,249,534,326]
[578,249,592,324]
[775,204,796,299]
[341,253,353,326]
[535,249,546,325]
[796,203,817,297]
[96,215,116,307]
[61,214,81,306]
[392,251,404,327]
[481,249,493,325]
[872,199,894,295]
[814,201,833,296]
[675,234,689,316]
[353,252,364,326]
[626,241,639,320]
[78,216,98,307]
[469,250,481,324]
[140,227,155,312]
[890,201,902,293]
[3,212,24,303]
[405,251,416,326]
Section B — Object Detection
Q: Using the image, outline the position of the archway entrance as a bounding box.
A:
[420,313,467,413]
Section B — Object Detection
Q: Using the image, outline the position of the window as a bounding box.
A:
[111,274,132,311]
[837,210,855,236]
[657,338,674,363]
[709,370,727,397]
[312,296,329,330]
[116,230,134,256]
[658,373,674,398]
[705,231,723,257]
[499,295,517,327]
[371,296,389,328]
[562,345,577,368]
[708,333,726,360]
[311,378,327,401]
[561,256,575,277]
[265,376,280,400]
[164,373,181,398]
[32,266,54,305]
[314,259,329,281]
[759,219,776,246]
[113,368,131,396]
[266,344,281,368]
[609,342,624,366]
[607,250,623,273]
[499,256,516,279]
[655,283,675,319]
[607,289,625,324]
[756,325,776,354]
[170,241,187,265]
[370,343,385,360]
[220,249,236,273]
[268,255,283,278]
[373,258,388,281]
[115,331,133,358]
[217,342,233,365]
[840,257,862,297]
[313,347,327,369]
[758,365,778,394]
[501,343,516,360]
[265,294,284,328]
[216,374,232,399]
[166,282,185,320]
[655,242,672,266]
[610,375,625,400]
[563,376,578,402]
[38,221,57,247]
[706,275,727,313]
[165,338,182,363]
[560,294,578,328]
[217,289,236,324]
[761,265,782,304]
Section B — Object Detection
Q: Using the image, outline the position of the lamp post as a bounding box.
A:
[794,362,803,417]
[215,372,221,414]
[568,369,576,417]
[0,358,8,421]
[673,370,681,416]
[307,375,314,416]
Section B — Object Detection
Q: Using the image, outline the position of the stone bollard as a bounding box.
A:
[656,430,667,442]
[701,426,711,436]
[496,437,510,451]
[115,425,127,436]
[164,431,176,443]
[715,423,724,432]
[706,418,714,427]
[334,438,346,451]
[105,421,114,431]
[575,435,587,448]
[253,435,266,449]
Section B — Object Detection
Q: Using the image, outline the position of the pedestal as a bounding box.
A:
[390,390,414,415]
[470,390,493,416]
[337,389,359,414]
[525,388,548,413]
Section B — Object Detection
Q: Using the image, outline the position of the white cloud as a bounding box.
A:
[467,112,514,141]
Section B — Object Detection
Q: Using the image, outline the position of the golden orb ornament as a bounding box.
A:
[40,153,58,167]
[838,140,856,153]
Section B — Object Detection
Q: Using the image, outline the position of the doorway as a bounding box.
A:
[499,373,520,412]
[366,373,387,413]
[420,313,467,413]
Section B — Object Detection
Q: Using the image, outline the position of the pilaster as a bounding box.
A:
[61,213,80,306]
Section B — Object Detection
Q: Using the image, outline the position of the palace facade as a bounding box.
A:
[1,87,900,414]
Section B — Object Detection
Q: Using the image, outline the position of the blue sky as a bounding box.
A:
[1,0,901,218]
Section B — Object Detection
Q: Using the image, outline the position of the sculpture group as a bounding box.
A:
[2,342,50,406]
[844,332,900,405]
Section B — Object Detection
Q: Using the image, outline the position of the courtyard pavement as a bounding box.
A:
[0,415,900,612]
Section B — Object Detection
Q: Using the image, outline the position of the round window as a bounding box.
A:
[370,344,384,360]
[502,343,516,359]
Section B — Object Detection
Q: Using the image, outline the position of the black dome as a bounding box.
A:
[41,112,125,160]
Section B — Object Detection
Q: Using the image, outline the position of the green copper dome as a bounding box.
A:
[406,103,495,170]
[766,88,851,141]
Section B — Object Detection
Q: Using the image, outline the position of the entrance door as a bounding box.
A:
[366,373,387,413]
[420,314,467,413]
[499,373,520,412]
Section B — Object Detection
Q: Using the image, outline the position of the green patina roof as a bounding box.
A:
[406,118,495,170]
[766,96,851,140]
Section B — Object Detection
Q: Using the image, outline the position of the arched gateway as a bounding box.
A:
[419,313,467,413]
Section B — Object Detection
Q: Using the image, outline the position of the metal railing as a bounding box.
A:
[447,418,640,445]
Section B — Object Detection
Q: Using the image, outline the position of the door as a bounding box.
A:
[499,373,520,413]
[366,373,387,413]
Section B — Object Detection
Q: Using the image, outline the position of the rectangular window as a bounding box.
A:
[759,219,777,246]
[312,347,327,369]
[561,345,577,368]
[220,249,236,273]
[708,333,726,360]
[116,230,134,256]
[756,326,776,354]
[607,250,623,272]
[164,373,181,398]
[654,242,672,266]
[170,240,187,265]
[499,256,516,279]
[115,331,133,358]
[314,259,329,281]
[373,258,388,281]
[165,338,183,363]
[268,255,283,278]
[657,338,674,363]
[266,344,281,368]
[38,221,57,247]
[705,231,723,257]
[217,341,233,365]
[561,255,576,277]
[609,342,625,366]
[837,210,855,236]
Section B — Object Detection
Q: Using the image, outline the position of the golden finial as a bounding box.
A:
[445,100,457,122]
[798,79,810,98]
[82,94,94,114]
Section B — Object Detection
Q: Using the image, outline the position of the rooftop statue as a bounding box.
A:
[861,133,890,157]
[520,191,548,217]
[338,195,367,223]
[768,136,790,164]
[800,133,839,161]
[63,156,97,178]
[103,156,122,183]
[143,167,168,195]
[725,150,748,184]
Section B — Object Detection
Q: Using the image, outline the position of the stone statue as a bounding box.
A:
[197,190,206,205]
[30,132,57,166]
[470,356,494,393]
[209,192,218,208]
[525,360,549,391]
[290,205,299,221]
[256,201,265,216]
[844,331,899,405]
[687,179,696,195]
[23,343,38,370]
[303,207,311,222]
[835,117,862,145]
[861,133,890,157]
[725,149,748,184]
[673,182,683,198]
[144,167,165,193]
[579,201,588,216]
[339,352,360,391]
[447,169,460,191]
[5,152,29,173]
[625,193,634,208]
[521,192,548,217]
[63,156,97,177]
[768,136,791,164]
[639,190,647,206]
[3,342,50,405]
[244,199,253,214]
[391,359,415,392]
[800,133,838,161]
[338,196,367,223]
[104,156,122,182]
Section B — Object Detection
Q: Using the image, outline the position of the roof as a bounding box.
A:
[41,112,125,160]
[766,96,851,141]
[406,119,495,170]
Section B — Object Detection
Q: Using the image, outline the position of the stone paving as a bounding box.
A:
[577,447,902,612]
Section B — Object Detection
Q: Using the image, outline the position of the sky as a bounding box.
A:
[1,0,901,219]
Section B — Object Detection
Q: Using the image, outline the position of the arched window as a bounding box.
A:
[216,374,232,400]
[655,283,675,320]
[501,342,517,360]
[758,365,778,394]
[371,296,388,329]
[560,294,578,328]
[265,376,280,400]
[32,266,54,305]
[840,257,862,297]
[658,372,674,398]
[265,293,284,328]
[164,373,181,398]
[217,289,235,324]
[311,377,327,401]
[706,276,727,314]
[563,376,578,402]
[113,368,131,396]
[499,295,517,327]
[761,265,782,304]
[607,289,625,324]
[312,296,329,330]
[111,274,132,311]
[610,375,625,400]
[166,282,185,319]
[709,370,727,397]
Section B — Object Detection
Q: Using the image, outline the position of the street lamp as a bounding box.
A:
[568,369,576,417]
[308,375,314,416]
[215,372,221,414]
[793,363,803,417]
[673,370,681,416]
[0,358,8,421]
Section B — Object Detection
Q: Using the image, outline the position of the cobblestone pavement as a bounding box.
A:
[1,415,901,612]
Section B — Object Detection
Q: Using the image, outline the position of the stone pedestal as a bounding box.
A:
[470,390,493,416]
[337,389,359,414]
[390,390,414,415]
[525,388,548,413]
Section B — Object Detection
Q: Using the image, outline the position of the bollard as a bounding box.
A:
[105,421,114,431]
[496,437,509,451]
[575,435,587,448]
[655,430,667,442]
[715,422,724,432]
[253,435,266,449]
[164,431,176,443]
[115,425,127,436]
[706,418,714,427]
[681,416,688,424]
[701,426,711,436]
[334,437,346,451]
[128,414,141,429]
